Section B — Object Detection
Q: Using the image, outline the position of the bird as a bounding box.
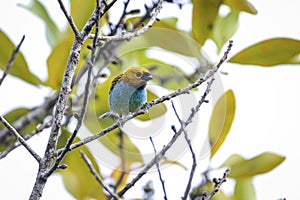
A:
[100,66,153,119]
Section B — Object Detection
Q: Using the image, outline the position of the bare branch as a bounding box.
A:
[29,2,102,199]
[101,0,118,16]
[0,35,25,87]
[43,1,102,178]
[80,151,120,200]
[109,0,132,36]
[202,169,230,200]
[171,101,197,200]
[0,116,41,163]
[59,40,233,153]
[57,0,80,37]
[88,0,164,42]
[114,130,127,191]
[150,136,168,200]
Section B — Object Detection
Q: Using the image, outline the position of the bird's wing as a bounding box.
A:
[109,73,123,94]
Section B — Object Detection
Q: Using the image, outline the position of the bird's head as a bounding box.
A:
[121,66,153,89]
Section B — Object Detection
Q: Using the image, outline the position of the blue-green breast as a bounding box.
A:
[109,80,147,116]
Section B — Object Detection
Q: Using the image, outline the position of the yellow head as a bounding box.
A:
[119,66,152,88]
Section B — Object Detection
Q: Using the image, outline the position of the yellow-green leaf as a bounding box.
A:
[234,178,256,200]
[0,108,34,151]
[110,164,130,192]
[143,59,191,90]
[119,26,203,59]
[213,10,239,52]
[224,0,257,15]
[161,159,188,170]
[116,49,191,90]
[0,30,42,85]
[220,154,245,168]
[0,108,30,131]
[71,0,95,30]
[46,37,73,89]
[209,90,235,158]
[229,38,300,66]
[19,0,61,46]
[192,0,222,45]
[46,36,88,89]
[57,129,106,199]
[223,152,285,179]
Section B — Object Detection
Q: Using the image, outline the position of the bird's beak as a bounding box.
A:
[142,72,153,81]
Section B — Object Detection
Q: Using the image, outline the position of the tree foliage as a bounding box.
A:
[0,0,293,199]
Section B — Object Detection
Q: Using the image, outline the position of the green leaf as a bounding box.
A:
[224,0,257,15]
[116,49,192,90]
[46,37,73,89]
[213,10,239,52]
[143,58,191,90]
[220,154,245,168]
[110,164,130,192]
[19,0,61,46]
[234,178,256,200]
[0,30,42,85]
[153,17,179,30]
[229,38,300,66]
[209,90,235,158]
[70,0,95,30]
[161,159,188,170]
[192,0,222,45]
[0,108,32,151]
[57,129,106,199]
[222,152,285,179]
[0,108,30,131]
[119,26,203,59]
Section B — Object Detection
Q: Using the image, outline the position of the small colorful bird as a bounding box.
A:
[101,66,153,118]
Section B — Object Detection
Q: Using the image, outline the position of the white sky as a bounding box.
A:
[0,0,300,199]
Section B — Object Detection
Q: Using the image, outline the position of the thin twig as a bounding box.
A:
[0,35,25,87]
[57,40,233,154]
[101,0,118,16]
[171,101,197,200]
[0,118,52,159]
[57,0,80,37]
[114,130,127,191]
[0,116,41,163]
[202,169,230,200]
[89,0,164,42]
[150,136,168,200]
[80,151,120,200]
[109,0,131,36]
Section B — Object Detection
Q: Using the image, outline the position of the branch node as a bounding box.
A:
[58,164,68,170]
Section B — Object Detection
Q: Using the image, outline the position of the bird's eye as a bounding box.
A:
[135,72,142,77]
